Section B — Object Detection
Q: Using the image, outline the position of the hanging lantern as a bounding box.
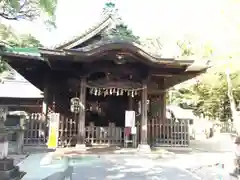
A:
[127,91,130,96]
[110,88,113,95]
[113,88,116,94]
[131,91,134,97]
[116,89,119,96]
[70,97,80,113]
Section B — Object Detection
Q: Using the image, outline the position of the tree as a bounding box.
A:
[102,1,140,43]
[0,24,42,47]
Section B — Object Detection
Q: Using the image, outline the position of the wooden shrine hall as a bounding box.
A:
[0,15,209,149]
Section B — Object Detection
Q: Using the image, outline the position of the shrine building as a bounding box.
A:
[0,14,209,149]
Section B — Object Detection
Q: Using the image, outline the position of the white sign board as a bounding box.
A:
[125,111,135,127]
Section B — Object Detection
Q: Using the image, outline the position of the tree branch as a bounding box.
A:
[0,13,17,20]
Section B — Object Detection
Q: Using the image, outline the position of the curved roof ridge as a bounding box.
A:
[53,14,117,50]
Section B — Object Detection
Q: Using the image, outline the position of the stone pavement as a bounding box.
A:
[10,133,238,179]
[18,153,201,180]
[8,144,53,166]
[72,154,202,180]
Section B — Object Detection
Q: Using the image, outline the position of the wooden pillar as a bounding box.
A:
[162,91,166,123]
[77,77,86,145]
[128,96,133,110]
[159,91,167,123]
[141,83,148,144]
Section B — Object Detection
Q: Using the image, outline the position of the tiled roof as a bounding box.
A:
[167,105,196,120]
[5,47,42,57]
[0,79,43,98]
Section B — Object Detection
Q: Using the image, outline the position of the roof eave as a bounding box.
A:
[185,60,210,72]
[39,48,66,56]
[1,52,43,61]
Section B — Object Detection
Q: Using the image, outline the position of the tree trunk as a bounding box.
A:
[226,69,240,134]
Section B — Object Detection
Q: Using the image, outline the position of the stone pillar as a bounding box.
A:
[0,106,8,159]
[138,83,151,153]
[42,86,49,120]
[0,106,24,178]
[141,84,148,144]
[42,73,50,119]
[76,78,86,149]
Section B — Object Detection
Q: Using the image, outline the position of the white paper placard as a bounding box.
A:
[125,111,135,127]
[131,127,136,134]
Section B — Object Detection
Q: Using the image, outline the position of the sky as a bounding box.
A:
[1,0,233,48]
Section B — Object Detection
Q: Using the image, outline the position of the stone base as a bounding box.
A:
[0,158,25,179]
[75,144,86,151]
[137,144,151,153]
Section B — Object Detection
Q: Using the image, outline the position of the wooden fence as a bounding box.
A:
[23,113,48,146]
[220,121,237,134]
[137,119,190,147]
[22,113,190,148]
[57,115,190,147]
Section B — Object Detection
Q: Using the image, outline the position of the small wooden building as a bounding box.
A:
[0,79,43,111]
[0,15,209,149]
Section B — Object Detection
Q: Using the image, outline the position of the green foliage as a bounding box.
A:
[106,24,140,43]
[0,0,57,28]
